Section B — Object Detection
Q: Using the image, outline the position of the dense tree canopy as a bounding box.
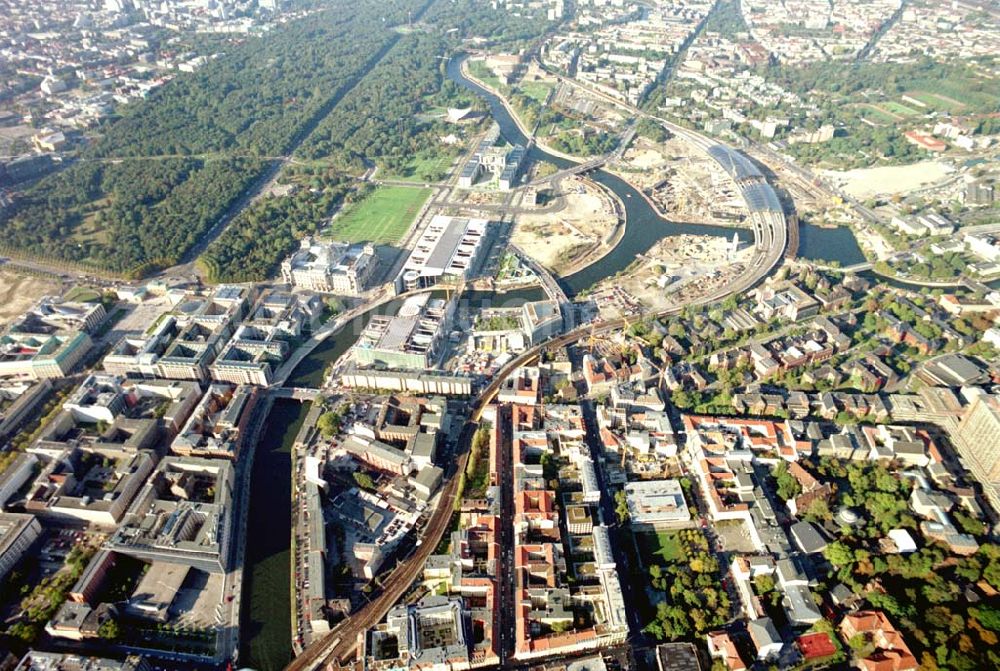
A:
[0,0,429,275]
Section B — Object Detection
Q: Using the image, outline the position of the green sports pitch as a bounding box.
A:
[328,186,431,245]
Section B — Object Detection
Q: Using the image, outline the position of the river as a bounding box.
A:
[240,398,310,671]
[446,57,872,276]
[239,56,868,667]
[445,57,758,295]
[797,223,866,266]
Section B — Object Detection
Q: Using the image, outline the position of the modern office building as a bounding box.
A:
[0,329,92,380]
[104,285,249,382]
[24,448,157,527]
[14,297,107,334]
[171,384,258,459]
[367,595,472,671]
[65,374,128,423]
[398,216,489,291]
[953,394,1000,509]
[210,290,320,385]
[355,293,454,370]
[0,513,42,580]
[106,457,234,573]
[623,479,691,529]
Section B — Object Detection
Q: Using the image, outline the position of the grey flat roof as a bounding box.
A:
[790,521,827,554]
[425,218,471,273]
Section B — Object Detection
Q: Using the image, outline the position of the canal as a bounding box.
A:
[285,298,407,388]
[240,398,310,671]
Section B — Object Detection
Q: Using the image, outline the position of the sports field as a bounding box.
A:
[881,101,921,117]
[856,104,900,124]
[904,90,966,113]
[328,186,431,244]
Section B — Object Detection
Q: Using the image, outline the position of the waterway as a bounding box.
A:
[446,57,752,296]
[285,298,406,388]
[797,223,866,266]
[240,398,310,671]
[447,58,881,276]
[239,58,872,667]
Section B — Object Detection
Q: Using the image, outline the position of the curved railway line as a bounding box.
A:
[283,212,785,670]
[283,50,793,671]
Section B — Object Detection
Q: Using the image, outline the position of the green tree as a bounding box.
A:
[98,618,120,640]
[772,460,802,501]
[353,472,375,490]
[824,541,855,567]
[614,490,629,523]
[317,411,341,438]
[971,605,1000,632]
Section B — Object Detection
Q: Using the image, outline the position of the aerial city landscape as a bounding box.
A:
[0,0,998,670]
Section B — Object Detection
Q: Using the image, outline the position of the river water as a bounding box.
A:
[445,57,868,280]
[444,57,759,295]
[239,56,869,667]
[797,223,866,266]
[239,399,310,671]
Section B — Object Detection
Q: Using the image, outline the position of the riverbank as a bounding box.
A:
[551,178,628,278]
[609,163,751,232]
[447,55,753,297]
[460,57,632,280]
[459,57,585,164]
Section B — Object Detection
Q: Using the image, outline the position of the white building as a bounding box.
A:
[0,513,42,580]
[281,238,378,296]
[623,479,690,529]
[398,216,489,291]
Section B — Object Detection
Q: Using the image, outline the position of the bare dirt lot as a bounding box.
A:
[821,160,954,199]
[0,268,61,327]
[513,176,618,275]
[612,136,745,224]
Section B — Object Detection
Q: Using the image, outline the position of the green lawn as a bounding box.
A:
[382,154,454,183]
[518,81,553,105]
[905,90,966,113]
[856,104,900,124]
[64,286,103,303]
[882,101,922,117]
[468,59,503,91]
[327,186,431,244]
[636,531,685,565]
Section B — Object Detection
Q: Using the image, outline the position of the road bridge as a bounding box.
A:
[286,188,788,671]
[839,261,874,273]
[270,387,322,401]
[507,242,574,331]
[961,276,994,294]
[285,58,795,671]
[269,288,404,388]
[527,154,608,186]
[525,125,637,188]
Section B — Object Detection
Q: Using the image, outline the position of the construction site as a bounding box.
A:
[612,135,749,226]
[587,233,752,316]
